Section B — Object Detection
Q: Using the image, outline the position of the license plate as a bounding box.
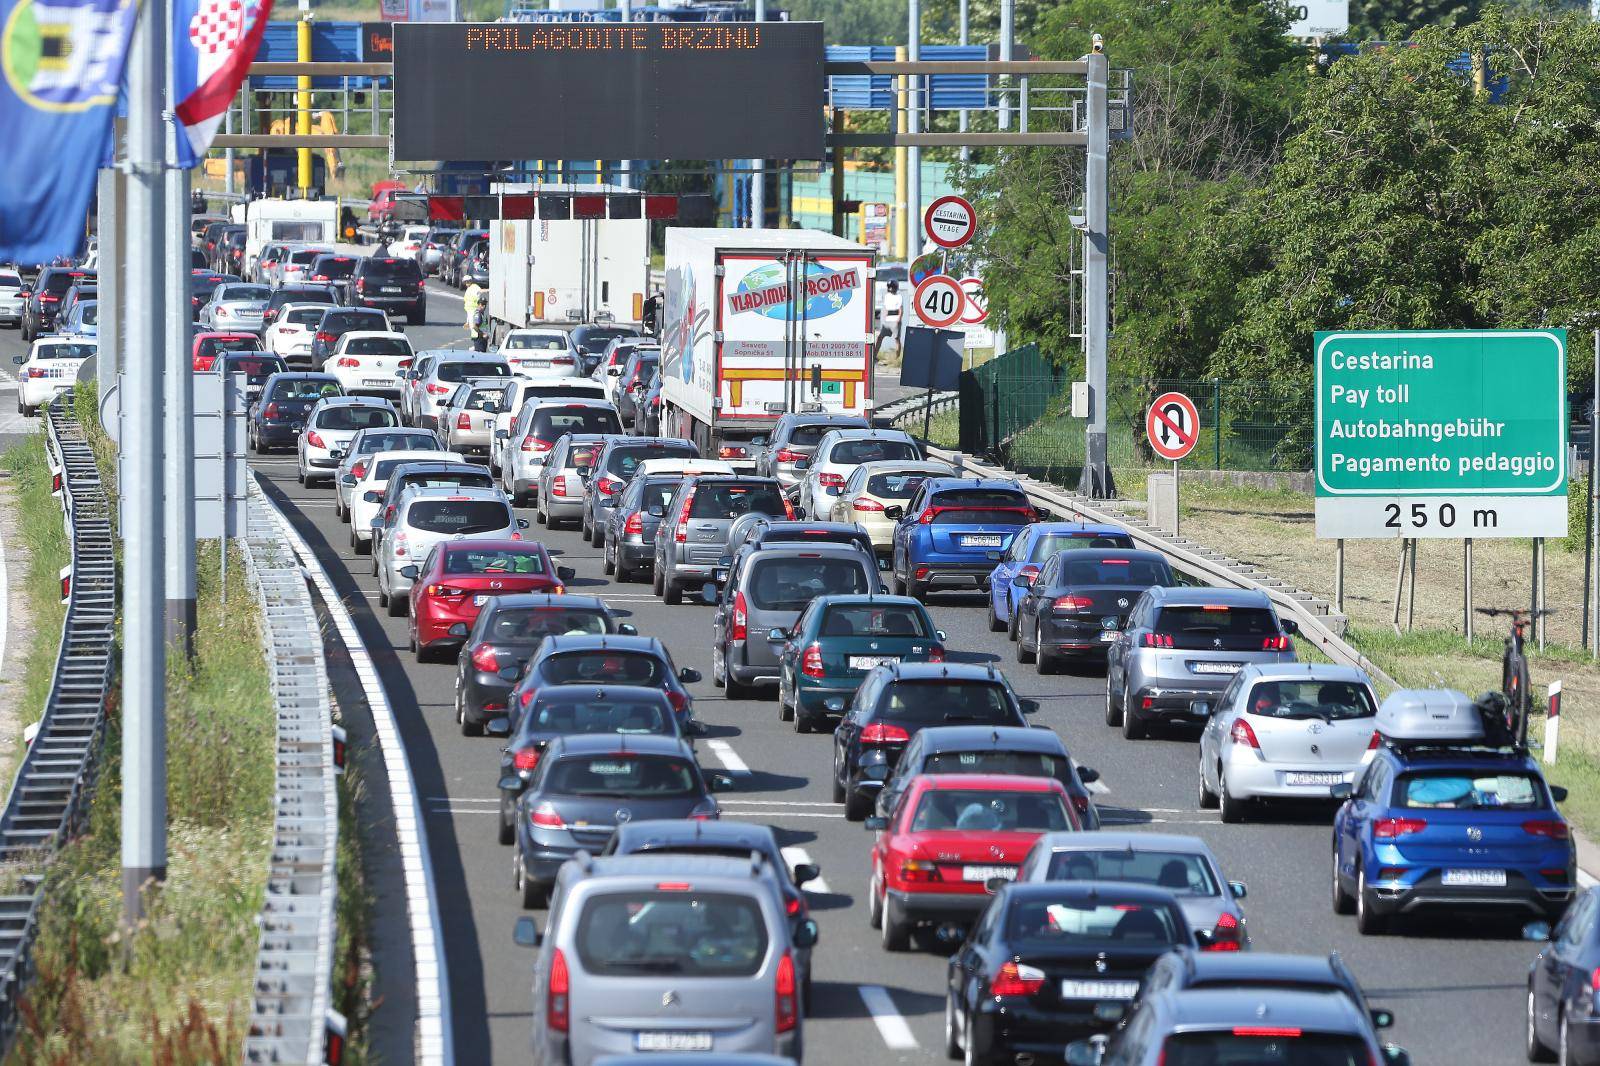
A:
[382,286,402,293]
[961,535,1004,548]
[473,594,489,606]
[850,655,900,669]
[1442,868,1507,887]
[635,1032,713,1052]
[1286,771,1344,787]
[1192,661,1241,675]
[1061,980,1140,1000]
[1099,630,1117,642]
[363,378,392,386]
[962,865,1014,883]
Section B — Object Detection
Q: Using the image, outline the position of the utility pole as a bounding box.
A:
[749,0,765,228]
[96,164,123,398]
[620,0,632,189]
[893,46,907,257]
[907,0,922,259]
[998,0,1014,129]
[1078,46,1114,498]
[297,13,314,197]
[122,0,169,927]
[166,1,196,655]
[958,0,969,164]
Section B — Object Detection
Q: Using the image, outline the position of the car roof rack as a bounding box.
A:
[1381,738,1531,759]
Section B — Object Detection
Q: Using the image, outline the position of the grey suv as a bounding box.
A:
[1105,586,1299,740]
[537,433,612,529]
[652,476,790,605]
[757,412,871,490]
[582,437,700,546]
[517,852,813,1066]
[709,543,881,698]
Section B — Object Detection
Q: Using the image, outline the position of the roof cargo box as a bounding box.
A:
[1376,688,1485,743]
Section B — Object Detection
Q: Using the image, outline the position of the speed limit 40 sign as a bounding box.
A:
[913,274,966,328]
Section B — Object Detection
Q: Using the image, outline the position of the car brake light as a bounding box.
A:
[801,642,823,678]
[818,472,845,488]
[1052,595,1094,614]
[851,497,885,512]
[718,445,747,459]
[1261,634,1291,650]
[990,961,1046,996]
[861,722,909,745]
[1205,912,1243,951]
[470,644,500,672]
[311,274,328,282]
[513,747,540,771]
[1367,730,1381,750]
[428,383,453,394]
[731,591,748,642]
[1018,564,1041,580]
[674,488,696,542]
[519,686,539,709]
[393,533,408,557]
[1229,719,1260,749]
[786,896,803,916]
[531,802,565,829]
[548,947,570,1032]
[596,474,624,496]
[316,331,335,344]
[624,511,644,535]
[774,448,805,463]
[783,497,796,520]
[263,402,279,419]
[552,355,574,365]
[1372,817,1428,839]
[427,584,466,598]
[350,461,368,479]
[1524,820,1570,840]
[337,357,361,367]
[665,689,688,715]
[306,430,327,449]
[356,278,366,292]
[1590,966,1600,993]
[898,858,942,883]
[927,645,945,663]
[775,951,797,1033]
[1143,633,1174,648]
[1233,1027,1302,1038]
[457,412,472,430]
[551,477,571,498]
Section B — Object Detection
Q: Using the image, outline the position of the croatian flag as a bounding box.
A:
[171,0,272,166]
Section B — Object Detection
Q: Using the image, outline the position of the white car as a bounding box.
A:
[388,225,430,259]
[499,398,622,506]
[264,302,330,365]
[631,457,735,479]
[374,485,526,616]
[326,331,415,397]
[498,328,581,377]
[345,447,462,552]
[11,336,96,415]
[488,376,609,474]
[279,246,335,288]
[0,268,24,327]
[1197,663,1380,823]
[297,396,400,486]
[332,426,442,518]
[794,427,922,520]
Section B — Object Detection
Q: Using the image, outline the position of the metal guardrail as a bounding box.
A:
[0,396,115,1052]
[241,487,339,1066]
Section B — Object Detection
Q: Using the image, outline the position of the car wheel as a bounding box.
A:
[377,582,389,608]
[387,591,406,618]
[891,566,906,596]
[725,663,750,700]
[1197,755,1219,809]
[653,567,665,597]
[460,697,483,738]
[351,528,368,555]
[1015,624,1035,664]
[1355,863,1387,934]
[1527,985,1557,1063]
[1104,670,1123,726]
[844,787,871,823]
[907,581,927,603]
[1120,684,1145,739]
[603,548,616,575]
[296,464,306,485]
[832,765,846,804]
[868,870,883,929]
[964,1014,988,1066]
[333,496,345,521]
[590,522,605,548]
[515,850,546,910]
[1218,769,1246,823]
[944,992,963,1060]
[880,893,910,952]
[1037,646,1057,675]
[988,598,1006,633]
[793,705,810,734]
[497,794,514,845]
[1560,1011,1574,1066]
[1330,839,1354,914]
[662,578,683,606]
[410,303,426,326]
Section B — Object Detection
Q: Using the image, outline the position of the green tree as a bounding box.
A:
[786,0,904,45]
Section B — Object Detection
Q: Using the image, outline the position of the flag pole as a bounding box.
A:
[166,0,196,657]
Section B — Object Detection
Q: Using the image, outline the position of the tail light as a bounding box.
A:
[306,430,327,449]
[316,330,335,344]
[215,305,230,317]
[512,747,541,771]
[801,642,824,678]
[1232,1027,1302,1039]
[596,474,625,496]
[1372,817,1428,840]
[666,689,688,716]
[263,402,279,419]
[818,472,845,488]
[775,952,797,1034]
[551,477,570,498]
[1205,912,1243,951]
[774,447,805,463]
[1071,793,1091,820]
[782,497,796,520]
[427,383,453,395]
[470,644,500,672]
[337,357,361,367]
[393,533,408,557]
[531,802,565,830]
[1229,719,1260,749]
[456,413,472,430]
[1052,595,1094,614]
[1261,634,1291,651]
[786,896,804,917]
[356,278,366,293]
[398,359,413,369]
[989,961,1046,996]
[624,511,644,535]
[1589,966,1600,993]
[674,488,696,542]
[311,274,328,282]
[548,947,570,1032]
[521,436,554,453]
[552,355,575,366]
[193,355,216,371]
[350,461,368,479]
[851,497,885,512]
[898,858,942,883]
[519,686,539,709]
[426,583,466,598]
[731,591,748,642]
[860,722,910,745]
[718,445,747,459]
[1017,564,1041,581]
[1524,820,1570,840]
[927,645,945,663]
[1367,730,1381,750]
[1142,633,1174,648]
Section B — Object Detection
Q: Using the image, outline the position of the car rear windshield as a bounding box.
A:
[1244,679,1375,721]
[220,285,270,302]
[1059,557,1172,587]
[819,604,929,638]
[689,482,786,519]
[1161,1031,1370,1066]
[790,422,863,447]
[439,361,509,382]
[442,548,546,575]
[1397,771,1545,810]
[289,250,322,265]
[565,440,603,473]
[285,306,324,326]
[832,439,920,465]
[344,336,410,356]
[922,750,1066,782]
[373,456,445,480]
[1153,605,1280,650]
[223,355,285,378]
[278,289,335,305]
[1004,898,1184,948]
[0,275,20,289]
[576,891,766,977]
[524,698,672,738]
[625,355,659,381]
[544,651,666,686]
[393,472,494,494]
[362,258,421,281]
[877,681,1016,726]
[573,326,638,352]
[607,442,697,478]
[543,754,699,798]
[36,342,95,360]
[748,557,869,611]
[1046,849,1220,897]
[865,471,935,500]
[272,379,341,400]
[356,431,437,455]
[638,479,683,516]
[531,406,621,438]
[929,490,1032,524]
[326,311,386,331]
[199,337,262,360]
[405,499,510,534]
[318,407,397,431]
[464,387,507,412]
[505,333,569,351]
[1029,531,1134,560]
[312,257,357,279]
[909,789,1070,832]
[486,607,609,641]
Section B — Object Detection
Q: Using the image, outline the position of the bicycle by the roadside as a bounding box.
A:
[1475,606,1556,748]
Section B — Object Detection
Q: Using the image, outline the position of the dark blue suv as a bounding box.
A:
[1330,740,1573,934]
[888,477,1036,601]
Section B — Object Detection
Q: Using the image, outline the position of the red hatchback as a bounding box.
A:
[193,331,262,371]
[408,540,573,662]
[866,774,1079,951]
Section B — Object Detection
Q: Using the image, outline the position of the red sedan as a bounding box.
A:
[193,331,262,371]
[407,540,573,663]
[866,773,1080,951]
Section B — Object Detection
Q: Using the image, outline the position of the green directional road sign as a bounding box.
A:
[1314,329,1568,539]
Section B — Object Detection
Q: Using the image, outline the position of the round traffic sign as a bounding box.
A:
[958,277,988,324]
[913,274,966,328]
[923,195,977,249]
[1146,391,1200,461]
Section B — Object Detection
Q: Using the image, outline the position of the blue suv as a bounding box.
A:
[987,521,1134,635]
[1330,738,1573,934]
[888,477,1035,601]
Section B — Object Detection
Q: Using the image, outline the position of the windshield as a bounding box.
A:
[522,698,673,738]
[1161,1030,1371,1066]
[219,285,269,302]
[1030,532,1135,560]
[404,499,510,534]
[285,306,324,326]
[442,547,546,575]
[1154,605,1281,651]
[877,681,1016,725]
[607,443,696,479]
[832,439,919,465]
[576,891,766,977]
[1004,898,1184,947]
[465,388,507,412]
[317,406,397,431]
[909,789,1071,832]
[689,482,786,520]
[1058,557,1173,587]
[866,471,934,500]
[224,355,285,379]
[1244,679,1375,721]
[487,607,609,641]
[355,431,437,455]
[344,336,410,356]
[543,754,700,798]
[818,604,929,638]
[1046,849,1221,896]
[1398,771,1545,810]
[35,342,96,360]
[272,379,341,401]
[505,333,569,351]
[543,651,667,686]
[923,750,1065,781]
[531,407,621,438]
[439,361,508,382]
[748,557,869,611]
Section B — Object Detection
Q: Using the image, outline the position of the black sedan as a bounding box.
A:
[832,662,1032,821]
[1014,548,1175,673]
[1529,884,1600,1064]
[946,882,1197,1066]
[495,686,683,845]
[506,634,701,734]
[453,594,637,736]
[248,372,343,453]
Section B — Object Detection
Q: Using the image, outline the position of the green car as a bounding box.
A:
[773,595,946,731]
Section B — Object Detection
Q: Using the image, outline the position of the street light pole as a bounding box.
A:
[907,0,921,257]
[1077,47,1114,498]
[165,10,196,656]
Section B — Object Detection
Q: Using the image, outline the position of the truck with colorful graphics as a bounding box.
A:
[657,228,877,467]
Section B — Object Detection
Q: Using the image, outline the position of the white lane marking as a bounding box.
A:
[857,985,918,1050]
[1087,779,1109,795]
[706,738,749,774]
[780,846,831,894]
[431,288,464,303]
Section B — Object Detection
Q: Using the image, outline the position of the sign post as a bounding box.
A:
[1146,391,1199,536]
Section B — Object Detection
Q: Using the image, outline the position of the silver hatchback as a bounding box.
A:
[518,853,812,1066]
[437,377,512,456]
[652,476,790,605]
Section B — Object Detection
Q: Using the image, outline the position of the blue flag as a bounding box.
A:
[0,0,139,263]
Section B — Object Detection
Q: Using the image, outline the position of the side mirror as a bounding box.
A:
[517,518,530,529]
[448,623,469,638]
[678,667,702,684]
[495,429,509,439]
[988,876,1016,894]
[751,435,768,447]
[1076,766,1100,784]
[860,762,890,782]
[9,356,20,365]
[618,623,638,635]
[1194,929,1215,949]
[1064,1037,1105,1066]
[766,627,788,643]
[363,491,380,503]
[1013,571,1035,588]
[700,583,720,605]
[1382,1048,1411,1066]
[330,448,346,460]
[556,565,575,581]
[512,916,542,948]
[399,564,420,579]
[1551,785,1569,802]
[1329,782,1354,801]
[647,504,666,518]
[369,518,383,530]
[708,772,736,792]
[1524,920,1554,942]
[792,918,820,949]
[1370,1009,1395,1030]
[1281,618,1300,636]
[883,505,904,520]
[935,629,946,641]
[792,862,820,886]
[486,717,511,737]
[1228,880,1248,899]
[793,458,810,470]
[1019,699,1040,715]
[341,475,358,485]
[1189,699,1212,717]
[864,816,888,831]
[498,774,523,791]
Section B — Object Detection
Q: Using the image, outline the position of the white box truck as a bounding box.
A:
[229,199,348,279]
[487,183,650,337]
[657,228,876,462]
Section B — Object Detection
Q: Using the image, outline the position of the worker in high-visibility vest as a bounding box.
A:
[464,281,488,352]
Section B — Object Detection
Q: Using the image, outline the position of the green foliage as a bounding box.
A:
[786,0,904,44]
